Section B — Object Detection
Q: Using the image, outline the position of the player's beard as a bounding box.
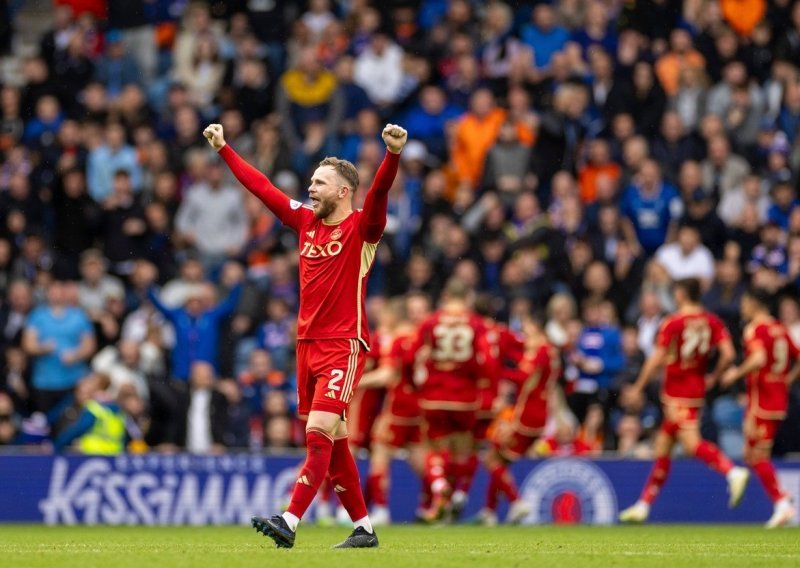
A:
[312,196,337,219]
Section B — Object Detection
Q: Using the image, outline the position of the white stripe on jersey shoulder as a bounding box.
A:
[301,204,314,210]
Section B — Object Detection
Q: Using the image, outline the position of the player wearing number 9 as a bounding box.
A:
[409,278,490,522]
[718,287,800,528]
[619,278,750,524]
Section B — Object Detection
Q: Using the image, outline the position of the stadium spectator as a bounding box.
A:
[181,361,227,455]
[86,122,142,203]
[147,271,243,382]
[22,280,96,413]
[175,157,247,273]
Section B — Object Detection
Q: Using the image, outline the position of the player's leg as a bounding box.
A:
[252,341,333,548]
[448,410,477,519]
[619,425,676,522]
[366,415,394,526]
[322,341,378,548]
[679,418,749,508]
[744,417,795,528]
[480,447,506,526]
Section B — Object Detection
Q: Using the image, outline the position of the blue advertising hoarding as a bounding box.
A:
[0,454,798,525]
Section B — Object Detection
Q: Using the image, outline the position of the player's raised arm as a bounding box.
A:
[359,124,407,243]
[203,124,308,232]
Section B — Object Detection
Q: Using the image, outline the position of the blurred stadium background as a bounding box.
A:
[1,0,800,531]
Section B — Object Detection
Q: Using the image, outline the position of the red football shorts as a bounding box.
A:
[660,402,700,437]
[496,429,538,461]
[744,414,782,450]
[348,388,385,449]
[474,416,493,442]
[373,414,422,449]
[296,338,365,418]
[421,408,476,441]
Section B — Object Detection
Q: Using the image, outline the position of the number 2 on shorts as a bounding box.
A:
[328,369,344,392]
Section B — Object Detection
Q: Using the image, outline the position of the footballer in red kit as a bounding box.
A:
[620,278,748,523]
[204,122,407,548]
[411,278,489,521]
[479,314,560,525]
[721,288,800,528]
[358,293,432,525]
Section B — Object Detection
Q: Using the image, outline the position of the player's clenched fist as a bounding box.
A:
[203,124,226,151]
[382,124,408,154]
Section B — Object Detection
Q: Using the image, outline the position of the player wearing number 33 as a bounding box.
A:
[202,122,408,549]
[408,278,491,522]
[619,278,750,524]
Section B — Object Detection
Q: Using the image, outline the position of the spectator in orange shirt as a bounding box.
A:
[579,139,621,203]
[720,0,766,37]
[450,88,507,195]
[655,28,705,97]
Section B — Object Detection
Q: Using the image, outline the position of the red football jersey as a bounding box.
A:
[412,308,488,410]
[512,342,560,434]
[478,321,525,414]
[744,319,799,419]
[656,310,730,406]
[219,145,399,349]
[383,332,420,422]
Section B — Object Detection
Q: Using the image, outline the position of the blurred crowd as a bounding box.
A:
[1,0,800,459]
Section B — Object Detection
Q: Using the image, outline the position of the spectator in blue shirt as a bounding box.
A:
[148,276,243,381]
[22,280,97,413]
[571,298,624,423]
[86,122,142,203]
[92,31,142,98]
[621,159,683,255]
[400,85,463,159]
[255,297,295,373]
[520,4,569,70]
[22,95,64,148]
[568,1,618,60]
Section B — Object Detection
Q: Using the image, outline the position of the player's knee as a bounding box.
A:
[306,410,342,437]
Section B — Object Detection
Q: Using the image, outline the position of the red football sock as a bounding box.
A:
[486,466,501,511]
[752,460,784,503]
[319,476,334,504]
[287,428,334,519]
[460,454,480,493]
[367,470,388,506]
[694,440,733,475]
[640,456,672,504]
[495,465,519,503]
[329,437,368,521]
[425,451,450,495]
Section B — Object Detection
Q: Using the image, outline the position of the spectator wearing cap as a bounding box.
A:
[175,156,247,274]
[22,280,96,413]
[86,122,142,203]
[654,224,715,288]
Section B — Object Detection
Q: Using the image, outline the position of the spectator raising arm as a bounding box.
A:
[203,124,312,233]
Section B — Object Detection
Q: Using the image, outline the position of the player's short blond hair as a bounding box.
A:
[319,157,359,192]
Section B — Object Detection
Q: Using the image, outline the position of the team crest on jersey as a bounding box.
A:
[330,228,342,240]
[518,459,617,525]
[289,199,302,210]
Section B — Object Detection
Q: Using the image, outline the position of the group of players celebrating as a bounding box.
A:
[348,278,797,530]
[203,121,794,550]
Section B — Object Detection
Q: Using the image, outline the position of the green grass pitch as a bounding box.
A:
[1,524,798,567]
